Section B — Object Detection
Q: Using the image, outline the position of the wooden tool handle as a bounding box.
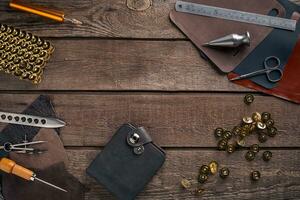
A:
[9,0,64,22]
[0,158,34,181]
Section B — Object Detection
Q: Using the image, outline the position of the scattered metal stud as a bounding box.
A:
[219,167,230,179]
[232,126,242,136]
[199,165,210,175]
[262,151,272,162]
[258,133,268,143]
[266,119,275,128]
[261,112,271,122]
[244,94,254,105]
[256,122,267,130]
[245,151,256,161]
[236,139,246,147]
[217,139,228,151]
[198,174,208,183]
[243,117,253,124]
[181,179,192,189]
[252,112,262,122]
[226,144,235,154]
[195,188,205,195]
[251,171,261,181]
[223,131,233,140]
[214,128,224,138]
[209,161,218,175]
[267,127,278,137]
[250,144,260,153]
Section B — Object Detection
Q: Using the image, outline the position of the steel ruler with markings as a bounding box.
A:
[175,1,297,31]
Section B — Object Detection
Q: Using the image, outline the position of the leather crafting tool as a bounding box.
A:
[0,157,67,192]
[230,56,283,83]
[3,163,86,200]
[9,0,82,25]
[0,111,66,128]
[228,38,300,104]
[0,141,46,153]
[0,95,60,158]
[8,129,68,170]
[232,0,300,89]
[204,32,251,48]
[175,1,297,31]
[170,0,285,73]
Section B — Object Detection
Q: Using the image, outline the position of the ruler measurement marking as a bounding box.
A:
[176,1,297,31]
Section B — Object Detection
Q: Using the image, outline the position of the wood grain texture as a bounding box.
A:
[0,0,298,38]
[66,149,300,200]
[0,0,182,38]
[0,39,247,91]
[0,94,299,147]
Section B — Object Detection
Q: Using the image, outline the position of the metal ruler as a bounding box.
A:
[175,1,297,31]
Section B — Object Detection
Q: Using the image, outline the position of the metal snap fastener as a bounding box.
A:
[134,146,144,155]
[129,133,140,144]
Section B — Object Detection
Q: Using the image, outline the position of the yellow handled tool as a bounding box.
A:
[9,0,82,25]
[0,158,67,192]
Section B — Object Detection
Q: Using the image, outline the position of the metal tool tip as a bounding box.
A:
[64,17,83,25]
[230,77,240,81]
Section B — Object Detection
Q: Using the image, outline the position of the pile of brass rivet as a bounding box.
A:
[0,24,54,84]
[180,94,280,195]
[214,94,277,181]
[215,111,278,155]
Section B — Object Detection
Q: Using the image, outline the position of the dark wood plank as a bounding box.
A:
[0,0,299,38]
[66,149,300,200]
[0,93,299,147]
[0,39,247,91]
[0,0,183,38]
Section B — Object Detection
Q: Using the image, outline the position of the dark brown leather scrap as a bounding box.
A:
[170,0,285,72]
[228,38,300,104]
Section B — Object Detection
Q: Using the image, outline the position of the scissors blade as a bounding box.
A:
[230,76,243,81]
[0,111,66,128]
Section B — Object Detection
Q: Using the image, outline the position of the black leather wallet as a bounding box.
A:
[86,123,166,200]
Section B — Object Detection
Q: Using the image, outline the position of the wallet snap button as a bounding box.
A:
[134,146,144,155]
[129,133,140,144]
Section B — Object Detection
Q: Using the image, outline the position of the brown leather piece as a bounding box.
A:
[2,129,86,200]
[228,38,300,104]
[170,0,285,72]
[8,128,68,170]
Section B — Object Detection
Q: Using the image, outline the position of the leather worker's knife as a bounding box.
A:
[0,111,66,128]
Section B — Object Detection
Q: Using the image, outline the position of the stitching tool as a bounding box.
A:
[9,0,82,25]
[230,56,283,83]
[0,111,66,128]
[0,157,67,192]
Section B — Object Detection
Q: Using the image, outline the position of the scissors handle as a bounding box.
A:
[264,56,283,83]
[266,68,283,83]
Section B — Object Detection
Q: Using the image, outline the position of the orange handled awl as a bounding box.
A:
[0,158,67,192]
[9,0,82,25]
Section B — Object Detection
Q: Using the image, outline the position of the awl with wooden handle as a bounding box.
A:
[0,158,67,193]
[9,0,82,25]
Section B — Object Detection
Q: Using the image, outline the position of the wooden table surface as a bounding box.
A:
[0,0,300,199]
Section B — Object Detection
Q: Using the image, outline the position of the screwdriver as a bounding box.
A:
[0,158,67,193]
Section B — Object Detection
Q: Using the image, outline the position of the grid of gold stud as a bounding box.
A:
[0,24,54,84]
